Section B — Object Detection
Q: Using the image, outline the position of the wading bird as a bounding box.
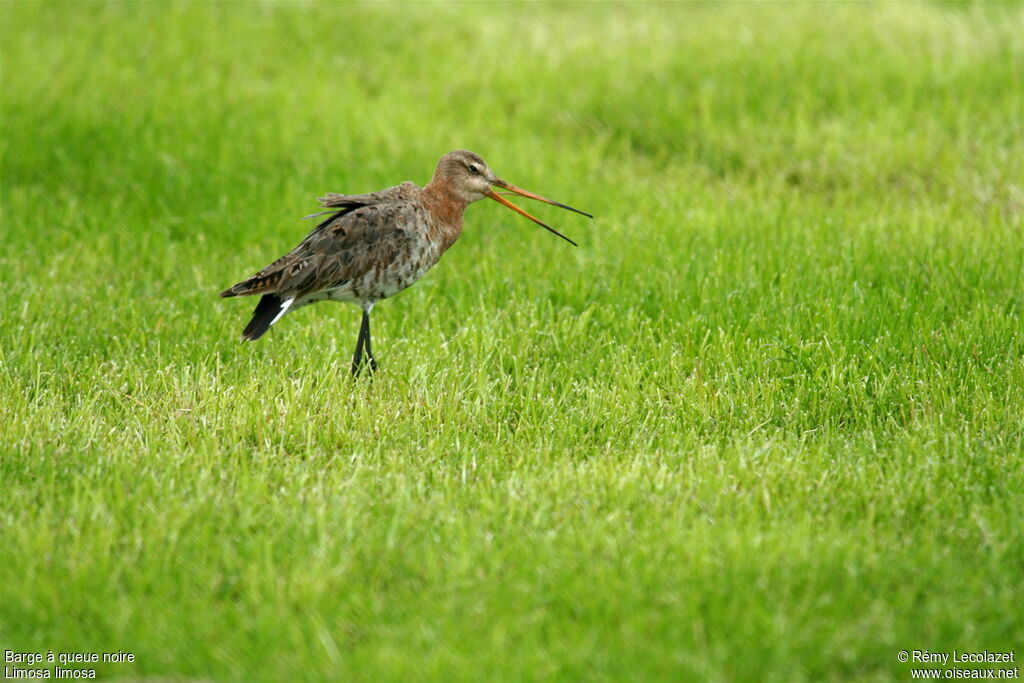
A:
[220,150,591,375]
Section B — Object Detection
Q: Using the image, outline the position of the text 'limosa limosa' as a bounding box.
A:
[220,151,592,375]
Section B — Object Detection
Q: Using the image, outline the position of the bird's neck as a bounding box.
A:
[422,180,470,250]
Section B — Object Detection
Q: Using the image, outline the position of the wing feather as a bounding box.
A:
[220,187,425,300]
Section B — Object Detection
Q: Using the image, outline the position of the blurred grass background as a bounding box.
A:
[2,2,1022,680]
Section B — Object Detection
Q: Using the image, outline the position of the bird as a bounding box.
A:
[220,150,592,375]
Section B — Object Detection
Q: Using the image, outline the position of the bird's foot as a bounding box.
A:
[350,358,378,378]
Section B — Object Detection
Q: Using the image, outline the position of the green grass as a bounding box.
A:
[2,2,1023,680]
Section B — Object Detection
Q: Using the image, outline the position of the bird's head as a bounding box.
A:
[431,150,592,246]
[434,150,498,201]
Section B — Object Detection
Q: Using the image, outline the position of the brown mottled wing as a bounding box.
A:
[221,200,423,299]
[220,183,421,298]
[292,202,423,298]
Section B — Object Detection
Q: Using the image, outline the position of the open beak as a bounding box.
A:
[485,179,592,247]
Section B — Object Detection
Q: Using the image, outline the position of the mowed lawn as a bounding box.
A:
[2,2,1022,680]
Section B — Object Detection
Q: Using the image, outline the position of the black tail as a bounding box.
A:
[242,294,283,341]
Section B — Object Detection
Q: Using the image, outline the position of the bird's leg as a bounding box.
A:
[350,312,368,376]
[362,310,378,373]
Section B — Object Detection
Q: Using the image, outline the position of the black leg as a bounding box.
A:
[350,312,368,376]
[362,310,378,373]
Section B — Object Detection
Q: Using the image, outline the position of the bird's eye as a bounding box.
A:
[468,164,480,175]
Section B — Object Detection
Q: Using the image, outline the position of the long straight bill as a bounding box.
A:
[493,181,593,218]
[485,190,579,246]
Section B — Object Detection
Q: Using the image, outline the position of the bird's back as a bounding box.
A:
[219,181,454,339]
[220,181,425,299]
